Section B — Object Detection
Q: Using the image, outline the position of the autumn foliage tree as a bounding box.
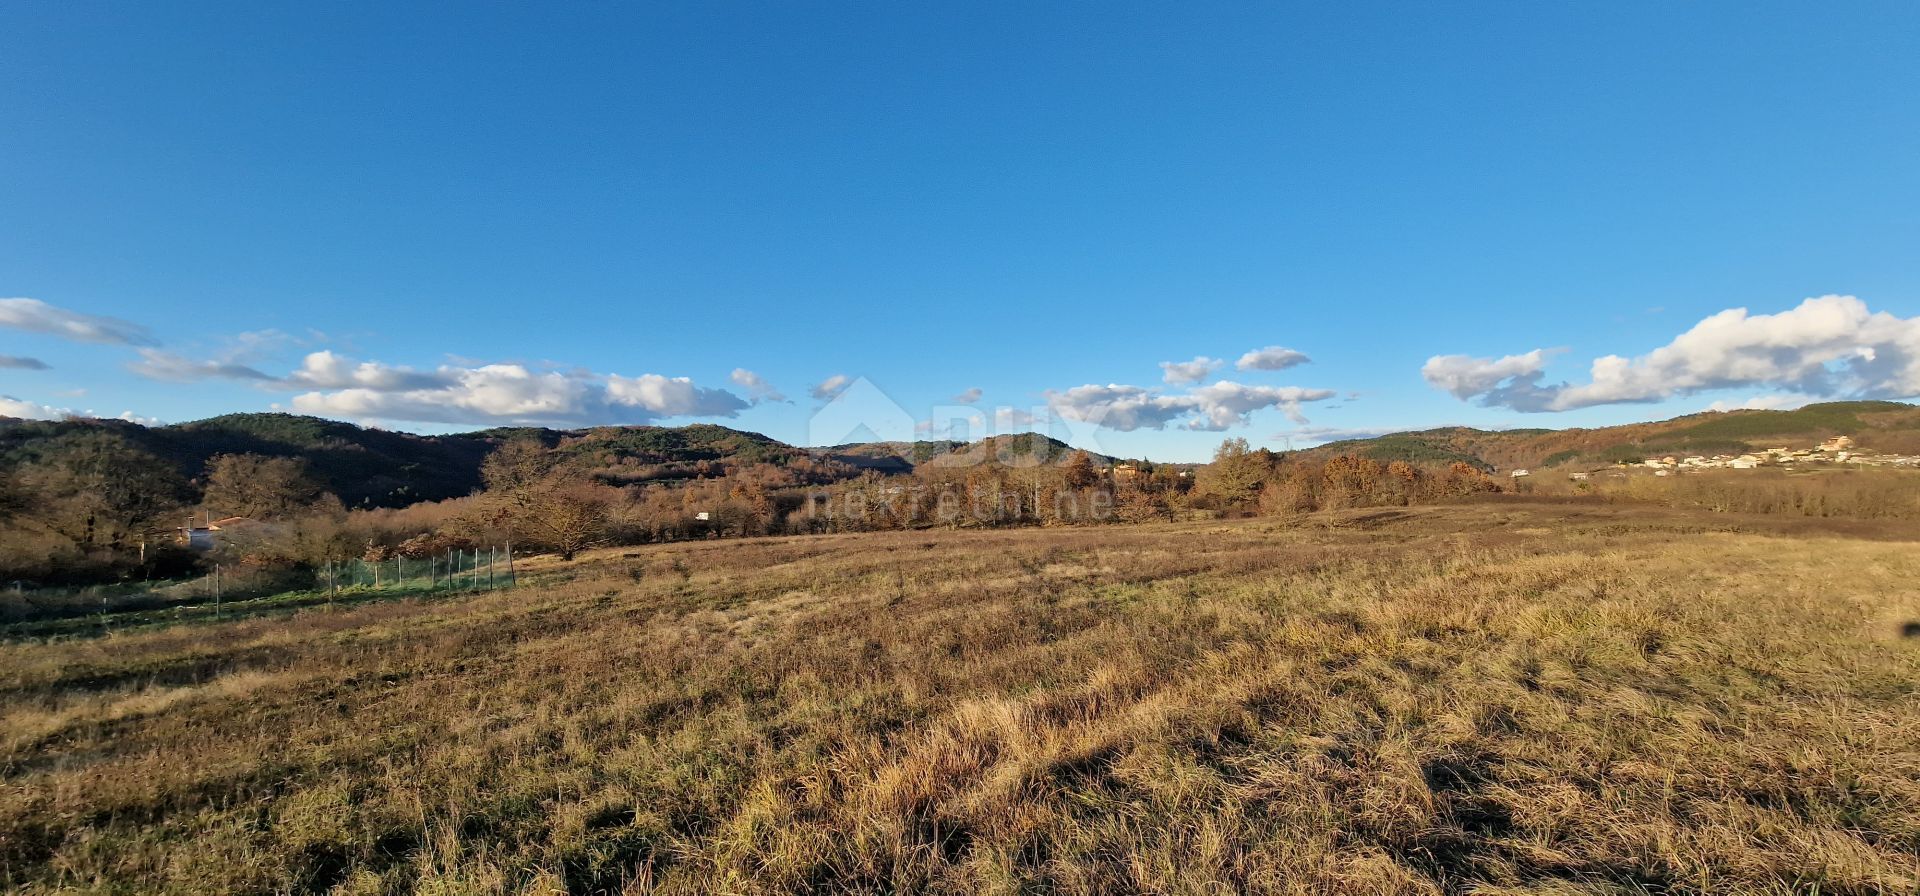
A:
[1233,452,1501,516]
[478,439,612,561]
[1062,450,1102,490]
[1192,438,1271,511]
[201,453,337,520]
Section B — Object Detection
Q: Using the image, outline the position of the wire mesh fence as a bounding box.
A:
[2,547,519,637]
[318,546,518,599]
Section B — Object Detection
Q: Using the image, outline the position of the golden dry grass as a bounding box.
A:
[3,502,1918,895]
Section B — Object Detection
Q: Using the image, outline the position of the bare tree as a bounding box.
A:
[477,440,609,561]
[201,453,335,520]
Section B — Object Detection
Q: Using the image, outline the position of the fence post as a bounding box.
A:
[487,547,495,588]
[213,564,222,617]
[505,538,515,587]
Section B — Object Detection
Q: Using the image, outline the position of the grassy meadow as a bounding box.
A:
[3,501,1918,894]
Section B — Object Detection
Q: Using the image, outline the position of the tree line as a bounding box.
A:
[0,428,1506,589]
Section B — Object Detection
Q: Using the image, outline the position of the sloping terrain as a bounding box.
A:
[0,413,493,508]
[0,413,1117,508]
[1305,401,1920,471]
[825,432,1117,471]
[3,502,1916,894]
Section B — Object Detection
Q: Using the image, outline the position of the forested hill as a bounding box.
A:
[7,401,1916,510]
[826,432,1117,473]
[1295,401,1920,471]
[0,414,494,508]
[0,413,1109,508]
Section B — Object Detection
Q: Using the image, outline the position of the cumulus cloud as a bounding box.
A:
[811,374,853,401]
[1159,356,1223,384]
[1181,382,1338,428]
[127,348,274,383]
[0,395,156,424]
[605,373,749,417]
[0,298,157,346]
[729,368,787,403]
[1703,394,1814,412]
[284,350,453,391]
[952,387,983,404]
[1420,349,1561,411]
[0,396,70,419]
[1235,346,1311,371]
[1047,380,1337,432]
[281,352,748,427]
[0,356,50,370]
[1426,296,1920,412]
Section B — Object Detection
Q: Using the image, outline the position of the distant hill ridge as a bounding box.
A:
[0,413,1110,507]
[4,401,1915,507]
[1298,401,1920,471]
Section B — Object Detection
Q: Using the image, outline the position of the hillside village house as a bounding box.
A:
[175,516,263,551]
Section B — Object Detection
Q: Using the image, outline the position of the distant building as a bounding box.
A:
[1509,469,1530,478]
[175,516,262,551]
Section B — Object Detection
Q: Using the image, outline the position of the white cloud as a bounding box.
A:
[284,350,452,391]
[0,298,157,346]
[0,396,71,420]
[1703,394,1814,413]
[1180,381,1339,429]
[1046,380,1337,432]
[283,353,748,427]
[729,368,787,403]
[127,348,274,383]
[605,373,750,417]
[0,356,50,370]
[1426,296,1920,412]
[0,395,157,424]
[952,387,983,404]
[1420,349,1560,411]
[811,374,853,401]
[1235,346,1311,371]
[1159,356,1223,384]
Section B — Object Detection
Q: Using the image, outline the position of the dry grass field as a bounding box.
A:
[3,500,1919,895]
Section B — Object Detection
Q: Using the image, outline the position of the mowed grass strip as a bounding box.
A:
[2,504,1918,895]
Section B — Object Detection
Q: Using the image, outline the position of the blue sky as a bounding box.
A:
[3,3,1918,460]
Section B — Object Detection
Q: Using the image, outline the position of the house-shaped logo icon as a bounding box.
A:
[806,376,917,449]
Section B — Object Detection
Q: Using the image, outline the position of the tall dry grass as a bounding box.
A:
[2,503,1917,894]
